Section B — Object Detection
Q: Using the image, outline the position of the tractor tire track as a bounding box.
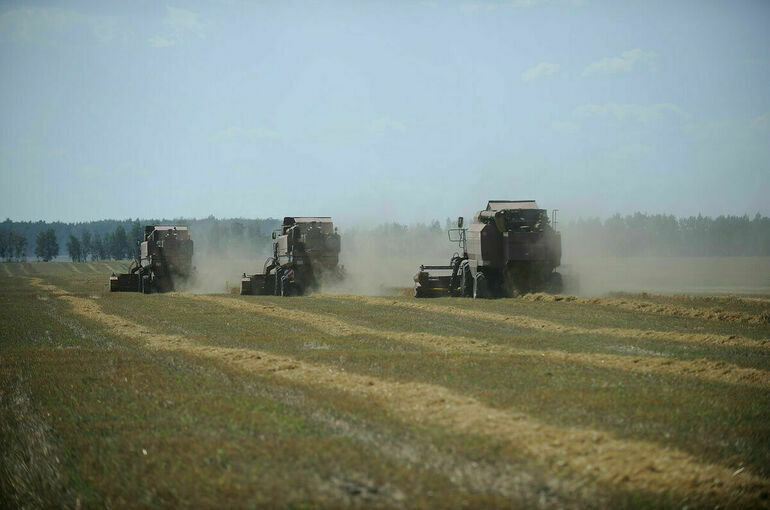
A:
[36,285,767,507]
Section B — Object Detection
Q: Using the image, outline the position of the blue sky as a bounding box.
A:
[1,0,768,225]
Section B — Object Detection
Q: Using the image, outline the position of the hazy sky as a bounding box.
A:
[1,0,768,225]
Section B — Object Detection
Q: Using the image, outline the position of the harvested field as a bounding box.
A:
[522,292,770,325]
[327,294,768,350]
[1,262,769,508]
[190,294,769,388]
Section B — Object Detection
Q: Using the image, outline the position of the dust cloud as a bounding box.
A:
[182,238,273,294]
[561,228,770,296]
[561,256,770,296]
[327,224,453,296]
[185,222,454,296]
[183,220,770,297]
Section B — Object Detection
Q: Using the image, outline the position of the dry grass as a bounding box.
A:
[34,284,770,506]
[5,277,501,508]
[326,294,768,350]
[523,292,770,325]
[0,376,79,509]
[193,294,769,388]
[2,263,769,508]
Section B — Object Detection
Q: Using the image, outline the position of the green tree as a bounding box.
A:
[129,220,142,260]
[247,223,264,251]
[0,230,8,261]
[66,235,83,262]
[231,221,244,239]
[80,231,92,261]
[34,228,59,262]
[109,226,130,260]
[8,230,27,261]
[92,232,106,260]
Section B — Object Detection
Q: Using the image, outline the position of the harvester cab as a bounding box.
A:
[414,201,562,298]
[109,225,194,293]
[241,216,344,296]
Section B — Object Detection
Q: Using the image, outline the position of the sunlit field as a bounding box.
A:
[2,262,769,508]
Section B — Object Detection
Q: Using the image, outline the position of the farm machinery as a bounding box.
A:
[414,200,562,298]
[241,216,344,296]
[109,225,194,293]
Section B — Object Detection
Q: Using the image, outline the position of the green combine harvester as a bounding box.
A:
[414,200,562,298]
[109,225,194,293]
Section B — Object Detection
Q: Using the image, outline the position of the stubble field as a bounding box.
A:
[1,261,769,508]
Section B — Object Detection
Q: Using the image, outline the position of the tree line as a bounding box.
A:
[564,212,770,257]
[0,230,27,261]
[2,213,769,262]
[30,223,145,262]
[0,217,280,262]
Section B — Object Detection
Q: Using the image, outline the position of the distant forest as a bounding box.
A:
[564,213,770,257]
[0,217,281,262]
[1,212,769,261]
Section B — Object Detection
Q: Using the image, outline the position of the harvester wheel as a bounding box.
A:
[460,263,473,297]
[141,275,151,294]
[473,273,488,299]
[448,256,463,296]
[280,276,293,297]
[274,268,284,296]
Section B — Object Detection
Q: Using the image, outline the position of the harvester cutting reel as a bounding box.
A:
[414,254,488,299]
[109,260,154,293]
[241,257,299,297]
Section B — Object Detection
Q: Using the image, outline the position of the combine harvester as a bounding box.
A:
[109,225,194,293]
[241,216,344,296]
[414,200,562,298]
